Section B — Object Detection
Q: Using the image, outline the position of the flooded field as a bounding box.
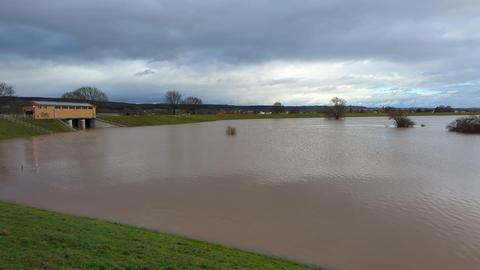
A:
[1,116,480,270]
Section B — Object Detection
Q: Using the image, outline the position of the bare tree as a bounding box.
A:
[62,86,108,101]
[388,109,415,128]
[0,82,15,96]
[272,102,285,114]
[326,97,347,119]
[183,96,202,114]
[165,91,183,115]
[447,116,480,133]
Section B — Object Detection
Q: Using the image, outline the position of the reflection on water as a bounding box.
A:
[1,116,480,270]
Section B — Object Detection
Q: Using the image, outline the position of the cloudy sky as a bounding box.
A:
[1,0,479,107]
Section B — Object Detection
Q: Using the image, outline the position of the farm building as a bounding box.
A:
[23,101,96,129]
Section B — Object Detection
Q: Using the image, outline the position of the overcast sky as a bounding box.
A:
[1,0,479,107]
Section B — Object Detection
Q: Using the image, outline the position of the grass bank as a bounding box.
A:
[0,119,70,141]
[98,113,331,127]
[98,112,469,127]
[0,201,319,270]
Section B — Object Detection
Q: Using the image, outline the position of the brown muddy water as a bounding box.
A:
[1,116,480,270]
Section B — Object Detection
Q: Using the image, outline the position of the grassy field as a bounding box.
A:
[98,112,470,127]
[0,201,320,270]
[0,119,70,141]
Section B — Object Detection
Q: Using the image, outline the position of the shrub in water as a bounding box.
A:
[226,126,237,135]
[388,109,415,128]
[394,117,415,128]
[447,116,480,134]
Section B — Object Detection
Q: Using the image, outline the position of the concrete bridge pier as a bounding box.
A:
[67,119,73,127]
[79,119,86,130]
[87,118,95,128]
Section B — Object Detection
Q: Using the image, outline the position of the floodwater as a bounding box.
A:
[1,116,480,270]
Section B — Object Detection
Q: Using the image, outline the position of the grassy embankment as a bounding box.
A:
[0,202,319,270]
[99,112,470,127]
[98,113,328,127]
[0,119,70,141]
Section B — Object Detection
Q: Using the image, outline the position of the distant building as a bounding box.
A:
[23,101,96,129]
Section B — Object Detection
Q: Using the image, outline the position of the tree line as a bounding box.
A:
[164,91,202,114]
[61,88,204,115]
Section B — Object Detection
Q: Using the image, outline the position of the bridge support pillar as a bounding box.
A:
[89,119,95,128]
[79,119,86,130]
[67,119,73,127]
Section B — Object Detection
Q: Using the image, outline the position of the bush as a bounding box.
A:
[226,126,237,135]
[388,109,415,128]
[394,117,415,128]
[447,116,480,134]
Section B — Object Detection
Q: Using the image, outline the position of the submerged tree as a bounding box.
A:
[165,91,183,115]
[183,96,202,114]
[447,116,480,134]
[0,81,15,96]
[62,86,108,102]
[326,97,347,119]
[272,102,285,114]
[388,109,415,128]
[225,126,237,136]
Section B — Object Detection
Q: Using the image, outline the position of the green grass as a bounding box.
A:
[98,114,330,127]
[99,112,470,127]
[0,201,320,270]
[0,119,70,141]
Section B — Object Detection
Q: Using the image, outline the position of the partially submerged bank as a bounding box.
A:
[97,113,328,127]
[98,112,468,127]
[0,202,320,270]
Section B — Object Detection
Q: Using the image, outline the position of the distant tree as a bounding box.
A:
[326,97,347,119]
[0,82,15,96]
[62,86,108,102]
[272,102,285,114]
[183,96,202,114]
[388,109,415,128]
[434,105,454,113]
[165,91,183,115]
[289,108,300,114]
[382,106,394,113]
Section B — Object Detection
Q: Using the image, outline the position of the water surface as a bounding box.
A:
[1,116,480,270]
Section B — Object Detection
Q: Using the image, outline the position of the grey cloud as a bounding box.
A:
[135,69,156,76]
[1,0,479,107]
[262,78,301,86]
[1,0,479,64]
